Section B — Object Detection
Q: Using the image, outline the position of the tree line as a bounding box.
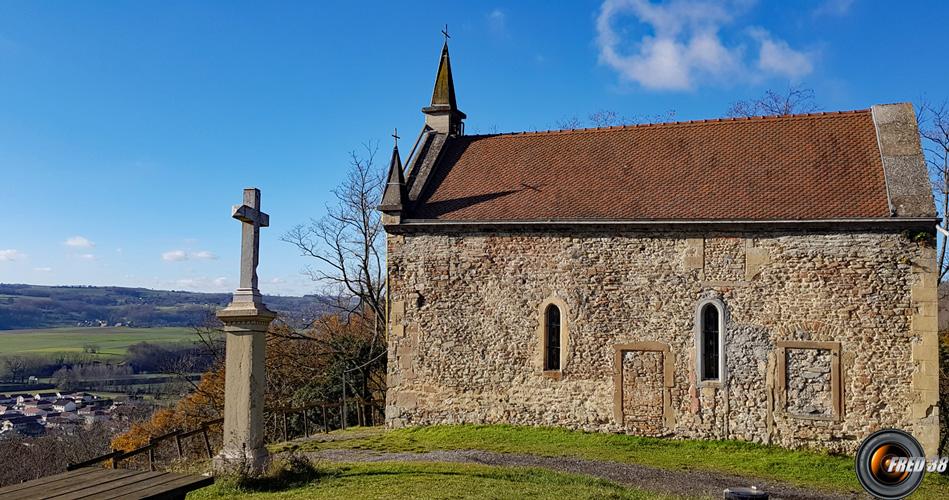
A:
[0,284,330,330]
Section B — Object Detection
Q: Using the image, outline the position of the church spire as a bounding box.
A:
[378,130,407,217]
[430,41,457,109]
[422,28,466,136]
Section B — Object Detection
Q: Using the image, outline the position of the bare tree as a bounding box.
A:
[589,110,624,128]
[727,85,819,118]
[919,100,949,280]
[554,116,584,130]
[555,109,677,130]
[282,143,386,353]
[2,356,26,383]
[0,422,126,487]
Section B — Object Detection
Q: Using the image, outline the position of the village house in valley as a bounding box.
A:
[0,391,118,436]
[379,41,940,454]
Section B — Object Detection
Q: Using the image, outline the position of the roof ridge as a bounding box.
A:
[464,108,872,139]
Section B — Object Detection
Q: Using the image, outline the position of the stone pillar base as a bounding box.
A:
[213,445,271,476]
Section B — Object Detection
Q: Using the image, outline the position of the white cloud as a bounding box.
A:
[65,236,94,248]
[162,249,217,262]
[162,250,188,262]
[78,254,96,261]
[191,250,218,260]
[813,0,854,17]
[595,0,813,90]
[0,249,26,261]
[161,276,230,293]
[487,8,507,33]
[33,267,52,272]
[751,29,813,80]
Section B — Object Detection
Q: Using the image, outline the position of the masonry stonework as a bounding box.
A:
[385,228,939,453]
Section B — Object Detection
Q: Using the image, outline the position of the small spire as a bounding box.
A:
[392,127,400,148]
[430,40,457,109]
[378,138,407,213]
[422,27,466,135]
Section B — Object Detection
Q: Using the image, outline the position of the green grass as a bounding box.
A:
[0,326,196,357]
[274,425,949,498]
[188,462,675,500]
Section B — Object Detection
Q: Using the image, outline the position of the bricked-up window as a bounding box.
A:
[545,305,561,371]
[700,304,720,381]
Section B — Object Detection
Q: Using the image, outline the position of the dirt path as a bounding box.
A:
[304,448,860,500]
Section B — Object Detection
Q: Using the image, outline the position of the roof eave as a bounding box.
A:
[384,217,940,233]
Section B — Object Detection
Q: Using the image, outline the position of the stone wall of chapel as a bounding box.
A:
[384,228,939,453]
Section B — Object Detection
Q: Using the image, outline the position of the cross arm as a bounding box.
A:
[232,205,270,227]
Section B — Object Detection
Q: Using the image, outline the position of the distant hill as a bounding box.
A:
[0,284,333,330]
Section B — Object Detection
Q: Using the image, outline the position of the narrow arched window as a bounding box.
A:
[700,304,720,381]
[544,305,561,371]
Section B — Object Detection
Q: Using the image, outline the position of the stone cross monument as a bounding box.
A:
[214,187,275,475]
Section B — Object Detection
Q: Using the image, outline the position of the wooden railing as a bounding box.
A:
[66,418,223,471]
[67,396,385,471]
[270,397,385,442]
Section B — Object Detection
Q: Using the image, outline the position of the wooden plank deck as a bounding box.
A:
[0,467,213,500]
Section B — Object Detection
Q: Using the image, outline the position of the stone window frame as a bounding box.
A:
[537,296,569,379]
[612,341,675,429]
[693,298,727,388]
[775,340,842,422]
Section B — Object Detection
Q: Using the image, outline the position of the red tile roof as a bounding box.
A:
[409,110,892,221]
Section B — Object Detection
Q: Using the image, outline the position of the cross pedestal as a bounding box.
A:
[213,188,275,476]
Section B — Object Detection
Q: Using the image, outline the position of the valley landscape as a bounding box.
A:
[0,284,328,433]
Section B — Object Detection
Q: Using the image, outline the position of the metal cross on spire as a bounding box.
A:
[441,24,450,42]
[392,128,400,148]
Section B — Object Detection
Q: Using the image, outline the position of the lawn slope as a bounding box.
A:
[274,425,949,498]
[188,462,672,499]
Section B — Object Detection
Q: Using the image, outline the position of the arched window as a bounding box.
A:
[695,299,725,385]
[700,305,719,380]
[544,304,561,371]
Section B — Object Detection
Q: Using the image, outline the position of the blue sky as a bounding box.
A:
[1,1,947,296]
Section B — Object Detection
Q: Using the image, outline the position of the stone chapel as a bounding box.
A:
[379,41,940,454]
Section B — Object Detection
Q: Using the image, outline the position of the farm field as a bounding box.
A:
[0,326,197,358]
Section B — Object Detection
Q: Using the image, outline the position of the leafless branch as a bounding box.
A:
[918,99,949,280]
[281,142,387,356]
[726,85,819,118]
